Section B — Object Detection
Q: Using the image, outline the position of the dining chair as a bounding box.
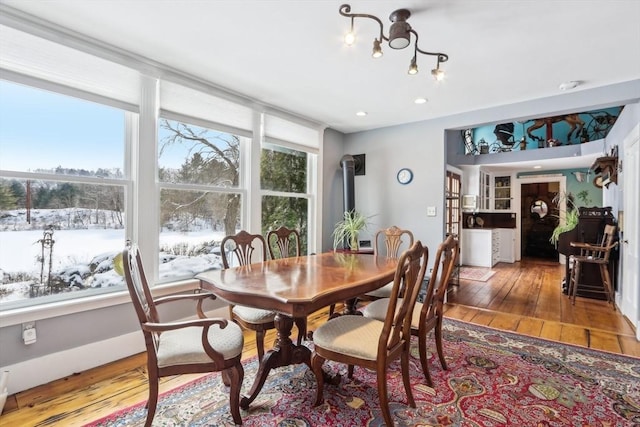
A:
[221,230,277,361]
[359,225,414,301]
[363,234,459,386]
[266,226,307,344]
[311,240,428,426]
[122,244,244,426]
[568,224,618,308]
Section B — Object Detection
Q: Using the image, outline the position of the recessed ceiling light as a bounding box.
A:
[414,97,428,104]
[559,81,579,91]
[533,165,542,169]
[356,111,367,117]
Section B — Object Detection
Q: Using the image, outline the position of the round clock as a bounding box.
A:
[397,168,413,185]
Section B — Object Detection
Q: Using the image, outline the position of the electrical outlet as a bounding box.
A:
[426,206,437,216]
[22,322,37,345]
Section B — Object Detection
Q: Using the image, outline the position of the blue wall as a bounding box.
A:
[470,107,623,153]
[519,168,603,208]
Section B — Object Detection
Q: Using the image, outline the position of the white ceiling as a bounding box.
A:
[2,0,639,137]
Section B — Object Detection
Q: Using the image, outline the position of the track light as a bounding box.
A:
[372,38,383,58]
[408,56,418,75]
[431,57,445,81]
[339,4,449,80]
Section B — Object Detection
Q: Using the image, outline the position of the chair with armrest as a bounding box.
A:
[266,226,307,344]
[310,241,428,426]
[359,226,414,301]
[568,224,618,308]
[363,235,459,386]
[221,230,277,361]
[122,244,244,426]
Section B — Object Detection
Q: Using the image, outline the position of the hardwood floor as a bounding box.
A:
[1,259,637,426]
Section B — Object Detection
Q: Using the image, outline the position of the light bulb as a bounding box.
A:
[408,57,418,75]
[344,31,355,46]
[431,67,445,81]
[372,39,383,58]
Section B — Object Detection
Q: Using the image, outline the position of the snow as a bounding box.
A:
[0,208,226,304]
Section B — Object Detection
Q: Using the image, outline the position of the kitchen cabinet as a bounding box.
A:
[479,171,491,211]
[461,228,515,267]
[493,175,512,210]
[498,228,515,262]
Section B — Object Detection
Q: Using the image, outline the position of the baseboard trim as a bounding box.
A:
[1,306,229,395]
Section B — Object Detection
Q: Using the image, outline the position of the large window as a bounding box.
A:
[157,118,246,282]
[0,80,129,309]
[261,143,310,253]
[0,23,321,313]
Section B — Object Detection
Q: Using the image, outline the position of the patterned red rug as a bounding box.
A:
[87,319,640,426]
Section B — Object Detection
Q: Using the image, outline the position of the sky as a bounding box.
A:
[0,80,191,173]
[0,80,125,172]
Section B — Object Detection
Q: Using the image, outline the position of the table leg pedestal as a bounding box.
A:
[240,314,311,409]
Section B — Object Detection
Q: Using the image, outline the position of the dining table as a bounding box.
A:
[196,251,398,409]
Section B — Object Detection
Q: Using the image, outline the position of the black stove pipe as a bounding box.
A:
[340,155,355,214]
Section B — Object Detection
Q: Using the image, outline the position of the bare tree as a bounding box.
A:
[159,119,241,236]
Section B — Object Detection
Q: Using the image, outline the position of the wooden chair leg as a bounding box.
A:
[600,264,616,310]
[418,328,434,386]
[328,304,336,317]
[227,364,244,426]
[347,364,355,379]
[311,353,325,406]
[570,260,582,305]
[255,330,265,361]
[434,319,447,370]
[145,375,159,427]
[377,368,393,427]
[294,317,307,346]
[401,348,416,407]
[221,369,231,387]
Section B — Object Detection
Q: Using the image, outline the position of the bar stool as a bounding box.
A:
[568,225,618,309]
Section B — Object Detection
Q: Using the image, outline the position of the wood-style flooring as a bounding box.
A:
[1,258,637,426]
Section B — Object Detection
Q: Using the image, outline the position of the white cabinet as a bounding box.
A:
[479,171,491,211]
[498,228,515,263]
[493,176,512,210]
[461,229,498,267]
[462,228,515,267]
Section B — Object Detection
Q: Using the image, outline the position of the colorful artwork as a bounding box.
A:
[465,107,623,155]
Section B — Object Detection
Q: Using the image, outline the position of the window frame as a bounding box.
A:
[0,17,323,322]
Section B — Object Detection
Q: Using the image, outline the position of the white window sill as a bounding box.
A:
[0,279,199,327]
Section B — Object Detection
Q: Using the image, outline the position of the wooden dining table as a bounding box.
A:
[196,251,398,409]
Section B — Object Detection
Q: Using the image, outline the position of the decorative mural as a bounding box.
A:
[464,106,623,155]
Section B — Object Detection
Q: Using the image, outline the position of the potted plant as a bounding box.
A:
[332,210,370,251]
[549,190,592,246]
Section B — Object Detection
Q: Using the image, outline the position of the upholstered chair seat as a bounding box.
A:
[312,315,383,360]
[157,321,244,368]
[231,306,277,324]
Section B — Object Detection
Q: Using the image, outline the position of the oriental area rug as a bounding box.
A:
[458,267,496,282]
[87,319,640,426]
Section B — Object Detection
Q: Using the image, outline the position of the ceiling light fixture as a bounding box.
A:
[414,97,427,104]
[356,111,367,116]
[339,4,449,80]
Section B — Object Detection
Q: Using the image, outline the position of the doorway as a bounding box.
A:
[519,181,561,260]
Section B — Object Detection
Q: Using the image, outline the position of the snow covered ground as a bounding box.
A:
[0,208,225,304]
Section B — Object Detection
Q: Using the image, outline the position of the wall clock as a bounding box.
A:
[397,168,413,185]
